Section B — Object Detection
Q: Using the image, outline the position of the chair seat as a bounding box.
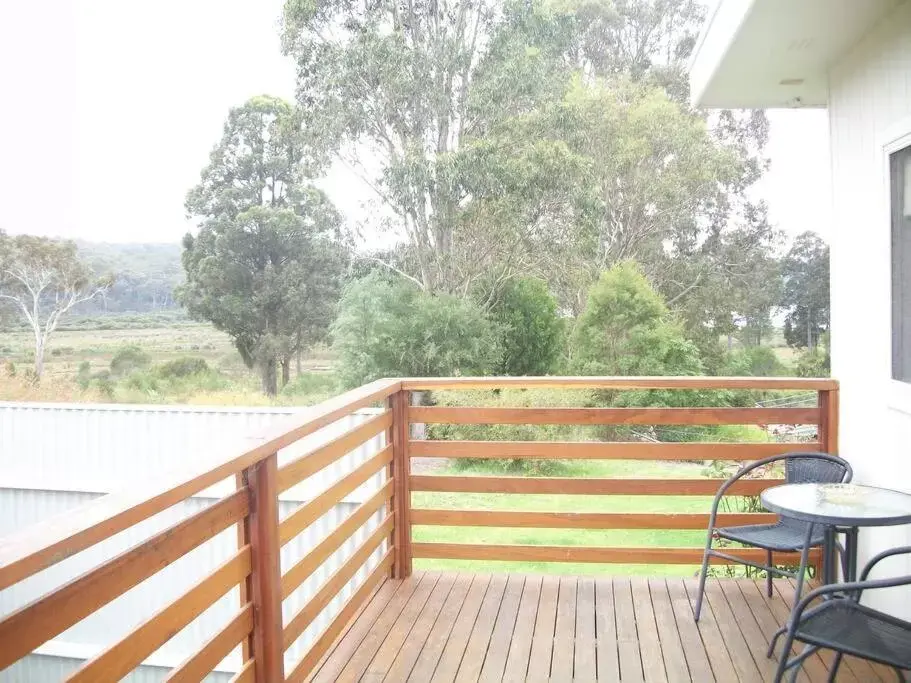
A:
[716,520,826,552]
[794,600,911,669]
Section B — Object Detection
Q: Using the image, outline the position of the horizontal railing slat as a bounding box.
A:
[410,475,781,496]
[285,551,394,683]
[410,510,777,530]
[0,377,400,591]
[402,376,836,391]
[409,406,819,425]
[230,658,255,683]
[411,543,818,565]
[277,411,392,493]
[282,481,394,599]
[409,440,817,460]
[283,515,394,650]
[165,603,254,683]
[69,546,252,682]
[0,489,249,671]
[279,445,393,546]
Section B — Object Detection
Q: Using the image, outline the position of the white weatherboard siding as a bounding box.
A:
[0,403,387,681]
[828,0,911,620]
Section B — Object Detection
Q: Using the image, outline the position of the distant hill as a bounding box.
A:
[76,242,184,314]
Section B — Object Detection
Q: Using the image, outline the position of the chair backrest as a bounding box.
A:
[785,453,851,485]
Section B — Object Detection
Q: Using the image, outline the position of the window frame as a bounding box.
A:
[883,118,911,410]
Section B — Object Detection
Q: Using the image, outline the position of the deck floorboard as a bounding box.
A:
[311,573,877,682]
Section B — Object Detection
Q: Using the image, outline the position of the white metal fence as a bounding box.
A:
[0,402,387,682]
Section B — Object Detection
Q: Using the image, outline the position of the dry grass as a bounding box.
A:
[0,375,107,403]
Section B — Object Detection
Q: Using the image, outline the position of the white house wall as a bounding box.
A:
[828,0,911,619]
[0,403,388,681]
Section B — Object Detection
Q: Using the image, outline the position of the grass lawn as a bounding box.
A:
[411,458,746,577]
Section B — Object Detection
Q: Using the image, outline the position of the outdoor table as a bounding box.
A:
[761,482,911,584]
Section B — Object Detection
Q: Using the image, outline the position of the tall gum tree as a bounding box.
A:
[0,233,110,380]
[181,96,347,395]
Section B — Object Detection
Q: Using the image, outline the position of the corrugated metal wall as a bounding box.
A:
[0,402,388,681]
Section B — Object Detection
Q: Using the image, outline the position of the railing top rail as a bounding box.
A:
[401,376,839,391]
[0,378,401,591]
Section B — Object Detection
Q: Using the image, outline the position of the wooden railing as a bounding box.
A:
[0,378,404,683]
[402,376,838,569]
[0,376,838,682]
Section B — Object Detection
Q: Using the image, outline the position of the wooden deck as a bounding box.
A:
[311,572,896,683]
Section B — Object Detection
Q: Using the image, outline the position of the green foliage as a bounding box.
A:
[721,346,786,378]
[76,361,92,389]
[281,371,338,397]
[484,278,563,375]
[427,388,593,475]
[781,231,829,348]
[124,367,233,396]
[281,0,769,318]
[332,272,502,387]
[156,357,210,378]
[110,345,152,377]
[794,346,830,378]
[571,262,703,377]
[182,96,347,396]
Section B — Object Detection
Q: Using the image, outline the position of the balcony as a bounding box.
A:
[0,377,895,681]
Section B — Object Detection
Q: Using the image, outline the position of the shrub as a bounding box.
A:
[484,278,564,376]
[110,345,152,376]
[426,388,592,475]
[794,347,829,377]
[124,371,161,393]
[76,361,92,389]
[570,262,703,378]
[721,346,786,378]
[281,371,338,397]
[156,357,210,378]
[332,272,502,387]
[92,370,115,399]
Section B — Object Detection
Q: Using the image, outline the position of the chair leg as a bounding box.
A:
[772,525,815,661]
[773,629,800,683]
[827,652,842,683]
[694,533,713,621]
[767,549,774,597]
[792,524,814,611]
[767,624,785,658]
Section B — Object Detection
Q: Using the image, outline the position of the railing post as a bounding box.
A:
[244,452,285,682]
[235,472,254,665]
[818,387,839,455]
[817,386,840,579]
[390,390,412,579]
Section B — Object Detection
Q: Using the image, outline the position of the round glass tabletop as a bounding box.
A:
[761,483,911,526]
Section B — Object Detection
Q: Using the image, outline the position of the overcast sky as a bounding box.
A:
[0,0,831,246]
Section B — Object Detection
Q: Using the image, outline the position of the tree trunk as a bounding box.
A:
[280,358,290,388]
[33,337,45,382]
[806,308,813,349]
[261,358,278,396]
[296,351,302,376]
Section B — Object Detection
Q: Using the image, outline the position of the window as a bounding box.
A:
[892,144,911,382]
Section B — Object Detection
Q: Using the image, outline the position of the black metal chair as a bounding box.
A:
[693,452,852,624]
[773,545,911,683]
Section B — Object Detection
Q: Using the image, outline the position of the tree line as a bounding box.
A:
[0,0,831,389]
[177,0,830,394]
